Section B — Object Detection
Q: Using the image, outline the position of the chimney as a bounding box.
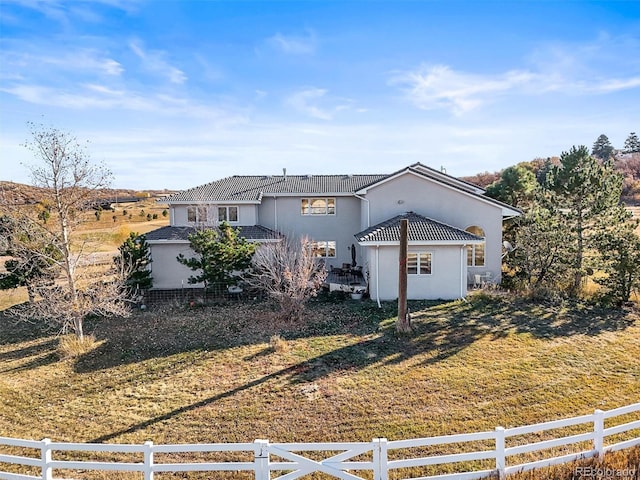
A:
[283,168,287,179]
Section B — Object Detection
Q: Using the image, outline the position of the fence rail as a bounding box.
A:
[1,403,639,480]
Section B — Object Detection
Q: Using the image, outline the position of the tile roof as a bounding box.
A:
[145,225,282,242]
[355,212,484,243]
[164,174,388,202]
[161,163,521,218]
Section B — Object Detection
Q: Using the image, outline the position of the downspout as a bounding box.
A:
[375,245,381,308]
[460,245,466,299]
[274,196,278,231]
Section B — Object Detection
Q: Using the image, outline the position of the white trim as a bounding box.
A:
[358,240,483,247]
[168,200,260,205]
[407,250,433,276]
[356,168,480,195]
[147,239,190,245]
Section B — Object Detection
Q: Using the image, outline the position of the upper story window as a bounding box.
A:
[218,206,238,223]
[301,198,336,215]
[466,226,485,267]
[187,205,239,224]
[187,205,208,223]
[408,252,432,275]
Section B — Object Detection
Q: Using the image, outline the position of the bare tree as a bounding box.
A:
[2,123,130,339]
[246,236,327,321]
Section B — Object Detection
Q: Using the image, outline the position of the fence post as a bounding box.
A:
[594,409,605,458]
[143,440,154,480]
[495,427,506,480]
[254,439,270,480]
[41,438,52,480]
[373,438,388,480]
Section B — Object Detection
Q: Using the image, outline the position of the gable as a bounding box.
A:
[357,163,485,195]
[359,167,520,221]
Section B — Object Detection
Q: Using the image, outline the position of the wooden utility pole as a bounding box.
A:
[397,219,411,333]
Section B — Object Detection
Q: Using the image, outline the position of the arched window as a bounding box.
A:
[466,226,485,267]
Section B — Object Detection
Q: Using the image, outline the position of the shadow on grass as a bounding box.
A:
[87,294,638,443]
[73,294,637,375]
[0,311,60,373]
[0,311,53,345]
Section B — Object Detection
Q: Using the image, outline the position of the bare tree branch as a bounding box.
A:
[245,236,327,321]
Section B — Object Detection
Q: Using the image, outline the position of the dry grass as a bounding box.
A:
[269,334,290,353]
[510,445,640,479]
[0,292,639,479]
[0,286,28,310]
[57,333,100,359]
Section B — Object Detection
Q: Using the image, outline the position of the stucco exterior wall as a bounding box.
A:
[149,242,203,289]
[258,195,362,268]
[363,174,504,281]
[364,244,467,301]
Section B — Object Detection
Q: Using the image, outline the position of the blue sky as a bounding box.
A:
[1,1,639,190]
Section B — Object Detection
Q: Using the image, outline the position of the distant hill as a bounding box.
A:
[0,181,176,207]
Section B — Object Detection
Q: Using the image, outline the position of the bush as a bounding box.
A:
[246,237,327,321]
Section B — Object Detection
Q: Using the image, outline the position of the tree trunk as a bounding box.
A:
[54,178,81,338]
[572,203,584,296]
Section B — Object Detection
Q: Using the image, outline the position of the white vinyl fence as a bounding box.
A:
[1,403,639,480]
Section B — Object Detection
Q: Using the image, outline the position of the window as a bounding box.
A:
[187,205,208,223]
[301,198,336,215]
[309,240,336,258]
[466,226,485,267]
[218,206,238,223]
[407,252,432,275]
[187,206,197,223]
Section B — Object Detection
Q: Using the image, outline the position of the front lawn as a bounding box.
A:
[0,292,638,478]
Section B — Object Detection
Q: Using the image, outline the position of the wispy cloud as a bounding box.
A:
[2,0,140,25]
[129,39,187,84]
[285,88,353,120]
[390,65,535,114]
[392,63,640,115]
[1,47,123,78]
[267,30,317,55]
[393,34,640,115]
[0,82,242,122]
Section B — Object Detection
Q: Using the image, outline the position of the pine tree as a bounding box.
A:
[591,134,615,161]
[593,219,640,306]
[544,145,626,296]
[0,215,60,302]
[177,222,257,290]
[623,132,640,154]
[115,232,153,295]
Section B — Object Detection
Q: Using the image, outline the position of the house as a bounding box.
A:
[145,163,520,301]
